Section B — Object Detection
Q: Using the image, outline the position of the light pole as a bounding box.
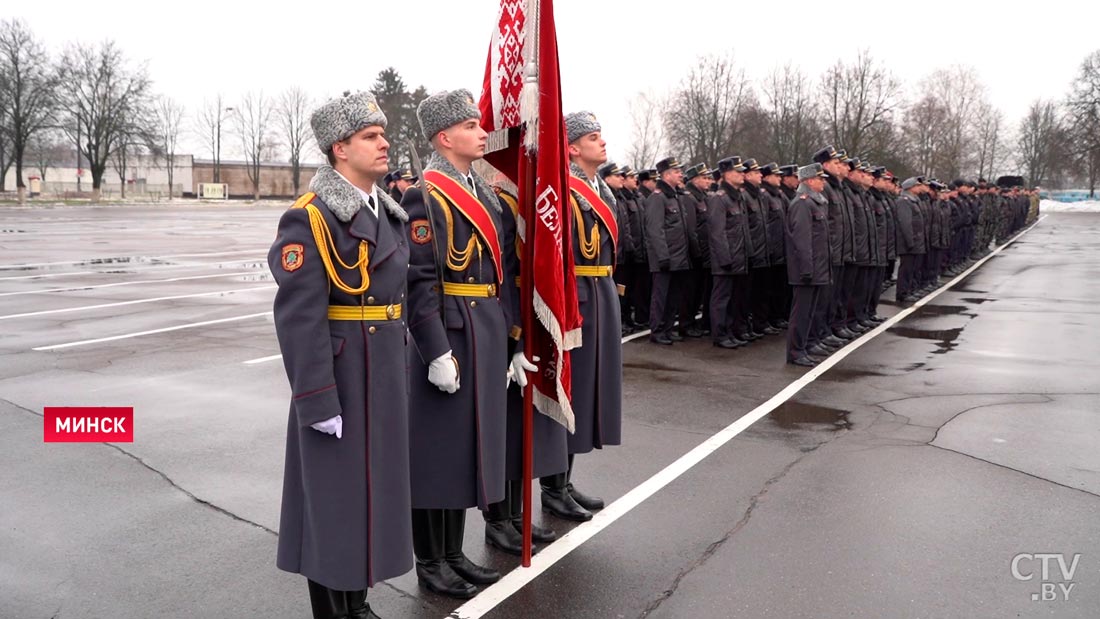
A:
[216,106,234,183]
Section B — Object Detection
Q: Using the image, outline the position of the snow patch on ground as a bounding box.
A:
[1040,199,1100,212]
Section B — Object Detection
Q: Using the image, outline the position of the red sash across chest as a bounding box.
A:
[568,175,619,255]
[424,170,504,283]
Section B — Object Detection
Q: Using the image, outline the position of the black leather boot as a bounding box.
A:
[412,508,476,599]
[567,454,604,511]
[540,472,592,521]
[508,479,557,543]
[483,496,523,556]
[345,589,379,619]
[307,579,350,619]
[444,508,500,585]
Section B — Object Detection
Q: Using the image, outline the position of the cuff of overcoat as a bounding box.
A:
[293,384,342,427]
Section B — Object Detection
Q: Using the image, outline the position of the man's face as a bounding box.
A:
[805,177,825,193]
[745,169,762,186]
[332,125,390,180]
[642,179,657,191]
[440,118,488,160]
[569,131,608,166]
[604,173,624,190]
[624,175,638,190]
[691,175,711,191]
[782,175,799,190]
[395,178,412,192]
[662,168,684,187]
[763,174,781,187]
[725,169,745,186]
[823,159,847,179]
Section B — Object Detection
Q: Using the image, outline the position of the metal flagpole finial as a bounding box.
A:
[520,0,540,152]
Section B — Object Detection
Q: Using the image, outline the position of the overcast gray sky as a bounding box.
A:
[13,0,1100,165]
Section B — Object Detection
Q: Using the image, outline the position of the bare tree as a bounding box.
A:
[918,65,987,179]
[625,91,666,168]
[232,91,275,200]
[1017,99,1064,187]
[0,71,11,191]
[762,63,821,165]
[818,49,903,157]
[57,41,152,201]
[974,102,1008,181]
[27,128,66,181]
[903,94,948,178]
[1066,50,1100,196]
[0,19,59,202]
[154,96,184,197]
[663,53,756,165]
[277,87,311,196]
[194,94,230,182]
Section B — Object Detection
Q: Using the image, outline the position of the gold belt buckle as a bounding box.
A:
[487,283,497,297]
[385,304,397,320]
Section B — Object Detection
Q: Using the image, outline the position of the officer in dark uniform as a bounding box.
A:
[683,163,713,336]
[761,162,790,329]
[779,164,799,201]
[740,158,775,336]
[389,169,416,202]
[894,177,927,302]
[785,163,832,367]
[812,146,854,349]
[403,88,528,598]
[707,157,752,348]
[600,162,636,334]
[645,157,691,344]
[621,166,651,328]
[271,91,411,619]
[637,169,658,199]
[840,158,871,335]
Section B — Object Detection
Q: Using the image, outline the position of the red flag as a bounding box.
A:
[479,0,580,432]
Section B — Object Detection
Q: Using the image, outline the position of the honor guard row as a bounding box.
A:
[268,91,624,617]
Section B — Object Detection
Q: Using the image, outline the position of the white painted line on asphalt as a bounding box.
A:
[1,285,275,321]
[0,258,264,281]
[448,215,1047,619]
[32,312,273,351]
[244,354,283,365]
[0,271,262,297]
[0,248,269,270]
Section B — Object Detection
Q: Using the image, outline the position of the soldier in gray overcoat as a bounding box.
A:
[538,111,623,522]
[402,88,529,599]
[271,91,412,619]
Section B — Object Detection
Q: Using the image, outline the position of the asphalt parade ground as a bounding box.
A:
[1,205,1097,618]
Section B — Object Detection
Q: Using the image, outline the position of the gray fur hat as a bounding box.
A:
[310,91,388,154]
[798,163,827,182]
[901,176,922,190]
[565,111,601,144]
[417,89,481,141]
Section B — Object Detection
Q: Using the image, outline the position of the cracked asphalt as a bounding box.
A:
[1,206,1097,618]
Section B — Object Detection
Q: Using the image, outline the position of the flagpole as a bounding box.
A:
[521,150,536,567]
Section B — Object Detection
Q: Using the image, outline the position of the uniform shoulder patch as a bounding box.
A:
[410,219,433,245]
[291,192,316,210]
[281,243,305,272]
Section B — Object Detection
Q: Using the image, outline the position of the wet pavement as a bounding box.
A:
[1,206,1097,618]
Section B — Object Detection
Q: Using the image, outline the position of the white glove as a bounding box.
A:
[428,351,460,394]
[508,352,540,388]
[310,415,342,439]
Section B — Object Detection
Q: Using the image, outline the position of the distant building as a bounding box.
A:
[2,151,324,200]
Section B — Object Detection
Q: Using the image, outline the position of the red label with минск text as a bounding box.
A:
[44,407,134,442]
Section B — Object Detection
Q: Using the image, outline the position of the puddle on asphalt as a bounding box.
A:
[1,229,28,233]
[887,326,964,354]
[914,304,976,318]
[768,401,851,431]
[821,367,887,381]
[960,297,990,304]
